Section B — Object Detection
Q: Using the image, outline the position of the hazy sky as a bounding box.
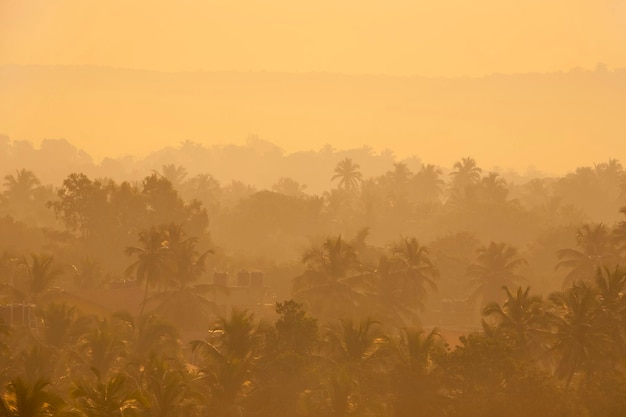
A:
[1,0,625,174]
[1,0,625,76]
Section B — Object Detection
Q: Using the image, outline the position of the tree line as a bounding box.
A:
[1,156,626,415]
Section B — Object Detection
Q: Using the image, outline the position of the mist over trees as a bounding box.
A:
[1,135,626,416]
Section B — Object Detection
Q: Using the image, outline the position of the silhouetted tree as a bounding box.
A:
[294,236,366,319]
[556,223,618,286]
[332,158,362,192]
[468,242,526,305]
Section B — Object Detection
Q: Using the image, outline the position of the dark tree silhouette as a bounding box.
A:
[482,286,546,352]
[0,378,65,417]
[468,242,526,305]
[450,157,482,191]
[556,223,618,286]
[332,158,363,192]
[294,236,366,319]
[125,227,170,316]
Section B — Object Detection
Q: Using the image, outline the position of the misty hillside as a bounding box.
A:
[1,65,625,174]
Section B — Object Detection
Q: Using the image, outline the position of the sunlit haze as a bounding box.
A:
[2,2,626,414]
[1,0,626,173]
[2,0,626,76]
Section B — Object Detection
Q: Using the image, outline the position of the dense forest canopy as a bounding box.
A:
[1,136,626,416]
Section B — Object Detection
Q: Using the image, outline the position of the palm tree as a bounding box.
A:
[10,254,64,304]
[367,239,439,328]
[125,227,170,316]
[112,311,180,366]
[139,356,198,417]
[413,164,444,204]
[482,286,546,353]
[556,223,618,286]
[190,310,260,417]
[467,242,526,305]
[593,266,626,353]
[163,224,213,289]
[479,172,509,202]
[271,177,307,197]
[332,158,362,192]
[37,302,94,350]
[72,370,145,417]
[181,173,221,215]
[0,316,10,386]
[293,236,366,319]
[366,256,407,327]
[390,328,448,417]
[390,237,439,311]
[0,377,65,417]
[318,319,388,417]
[382,163,413,212]
[614,206,626,256]
[155,164,188,190]
[76,318,128,379]
[325,318,385,365]
[595,158,623,194]
[147,226,216,331]
[450,157,482,191]
[386,163,412,186]
[3,169,41,203]
[547,283,612,387]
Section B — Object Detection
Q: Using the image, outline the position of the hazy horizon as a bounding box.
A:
[2,1,626,174]
[2,64,625,176]
[2,0,626,77]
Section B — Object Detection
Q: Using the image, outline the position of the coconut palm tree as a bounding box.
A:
[467,242,526,305]
[593,266,626,353]
[390,237,439,312]
[390,328,448,417]
[482,286,546,352]
[0,377,65,417]
[3,169,41,204]
[271,177,307,197]
[479,172,509,202]
[366,255,409,327]
[556,223,619,286]
[155,164,188,190]
[547,283,612,387]
[125,227,170,315]
[37,302,94,350]
[76,317,128,380]
[72,370,145,417]
[147,226,216,331]
[316,318,388,417]
[190,309,261,417]
[366,239,438,329]
[138,355,198,417]
[413,164,444,204]
[382,163,413,212]
[181,173,222,215]
[9,254,64,304]
[450,157,482,191]
[112,311,180,366]
[614,206,626,257]
[332,158,362,192]
[293,236,366,319]
[163,225,213,290]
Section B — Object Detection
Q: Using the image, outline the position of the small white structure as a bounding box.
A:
[0,303,38,328]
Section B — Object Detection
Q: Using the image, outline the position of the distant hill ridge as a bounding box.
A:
[1,64,625,180]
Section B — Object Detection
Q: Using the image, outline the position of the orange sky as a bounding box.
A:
[1,0,625,76]
[1,0,625,174]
